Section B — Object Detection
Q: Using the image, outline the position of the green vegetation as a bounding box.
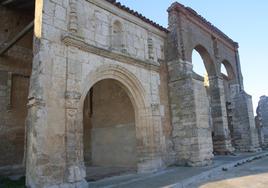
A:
[0,176,25,188]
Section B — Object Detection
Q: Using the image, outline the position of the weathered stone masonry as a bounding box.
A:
[0,0,261,187]
[256,96,268,148]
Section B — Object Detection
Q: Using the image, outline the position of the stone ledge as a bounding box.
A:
[62,33,161,72]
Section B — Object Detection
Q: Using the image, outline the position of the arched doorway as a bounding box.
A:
[83,79,137,180]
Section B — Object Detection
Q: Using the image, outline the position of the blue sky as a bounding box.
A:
[119,0,268,113]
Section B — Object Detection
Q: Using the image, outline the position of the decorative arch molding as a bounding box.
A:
[79,64,148,109]
[69,64,163,175]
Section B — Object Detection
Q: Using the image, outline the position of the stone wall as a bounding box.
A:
[0,6,33,175]
[84,79,137,168]
[232,91,260,151]
[26,0,168,187]
[256,96,268,148]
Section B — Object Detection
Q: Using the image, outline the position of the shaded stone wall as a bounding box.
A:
[0,6,33,175]
[256,96,268,148]
[232,92,260,151]
[167,59,214,166]
[84,79,137,168]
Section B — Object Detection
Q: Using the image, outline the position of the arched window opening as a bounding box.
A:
[222,60,235,81]
[112,20,123,50]
[192,49,209,87]
[192,49,208,77]
[221,64,228,77]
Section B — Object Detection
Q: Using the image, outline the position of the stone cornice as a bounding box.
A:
[62,33,160,72]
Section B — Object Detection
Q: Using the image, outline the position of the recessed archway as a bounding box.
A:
[83,79,137,181]
[74,64,162,181]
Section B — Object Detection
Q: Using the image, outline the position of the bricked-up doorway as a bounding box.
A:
[83,79,137,181]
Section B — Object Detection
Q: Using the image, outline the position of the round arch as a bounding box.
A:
[191,44,216,76]
[77,64,161,173]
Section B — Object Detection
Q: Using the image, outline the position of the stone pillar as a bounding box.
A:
[209,76,234,154]
[255,116,264,148]
[167,60,213,166]
[256,96,268,149]
[65,91,87,187]
[232,91,260,151]
[26,0,87,187]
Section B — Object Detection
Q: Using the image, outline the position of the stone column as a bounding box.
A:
[255,116,264,148]
[64,91,87,187]
[209,76,234,154]
[256,96,268,148]
[167,59,213,166]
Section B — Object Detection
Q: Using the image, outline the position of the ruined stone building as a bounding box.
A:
[0,0,261,187]
[256,96,268,148]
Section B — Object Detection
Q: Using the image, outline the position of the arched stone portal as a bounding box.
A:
[64,64,164,184]
[83,79,137,180]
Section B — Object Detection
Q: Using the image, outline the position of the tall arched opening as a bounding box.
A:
[83,79,137,180]
[192,45,215,140]
[74,65,163,182]
[221,60,236,146]
[191,45,233,154]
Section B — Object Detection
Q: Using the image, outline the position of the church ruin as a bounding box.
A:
[0,0,261,187]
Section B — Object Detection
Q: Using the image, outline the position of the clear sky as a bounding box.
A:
[119,0,268,113]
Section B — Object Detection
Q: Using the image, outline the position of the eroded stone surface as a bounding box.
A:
[256,96,268,148]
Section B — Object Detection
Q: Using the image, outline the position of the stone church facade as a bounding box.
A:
[0,0,261,187]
